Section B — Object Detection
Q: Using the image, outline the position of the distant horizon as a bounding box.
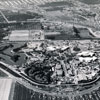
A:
[79,0,100,4]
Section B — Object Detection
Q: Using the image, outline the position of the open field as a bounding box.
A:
[0,78,13,100]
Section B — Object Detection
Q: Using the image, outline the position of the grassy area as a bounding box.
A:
[0,70,8,77]
[40,1,74,7]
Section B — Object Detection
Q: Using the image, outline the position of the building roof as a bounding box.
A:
[9,30,44,41]
[45,32,61,36]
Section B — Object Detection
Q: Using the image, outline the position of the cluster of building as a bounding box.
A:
[22,40,100,85]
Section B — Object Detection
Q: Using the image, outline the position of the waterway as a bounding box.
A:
[0,42,27,66]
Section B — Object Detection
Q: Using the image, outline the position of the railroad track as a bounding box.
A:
[0,61,100,87]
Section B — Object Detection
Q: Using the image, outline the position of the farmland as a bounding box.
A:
[12,81,100,100]
[0,78,13,100]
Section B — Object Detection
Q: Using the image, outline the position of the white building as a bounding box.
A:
[77,51,97,62]
[9,30,44,42]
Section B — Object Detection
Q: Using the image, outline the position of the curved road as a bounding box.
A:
[1,61,100,100]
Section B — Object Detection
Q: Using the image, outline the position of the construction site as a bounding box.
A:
[0,0,100,100]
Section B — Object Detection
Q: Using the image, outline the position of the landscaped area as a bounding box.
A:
[1,40,100,86]
[23,40,100,86]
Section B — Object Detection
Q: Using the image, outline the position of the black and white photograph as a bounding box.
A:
[0,0,100,100]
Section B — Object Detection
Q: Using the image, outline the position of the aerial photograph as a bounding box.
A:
[1,0,100,100]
